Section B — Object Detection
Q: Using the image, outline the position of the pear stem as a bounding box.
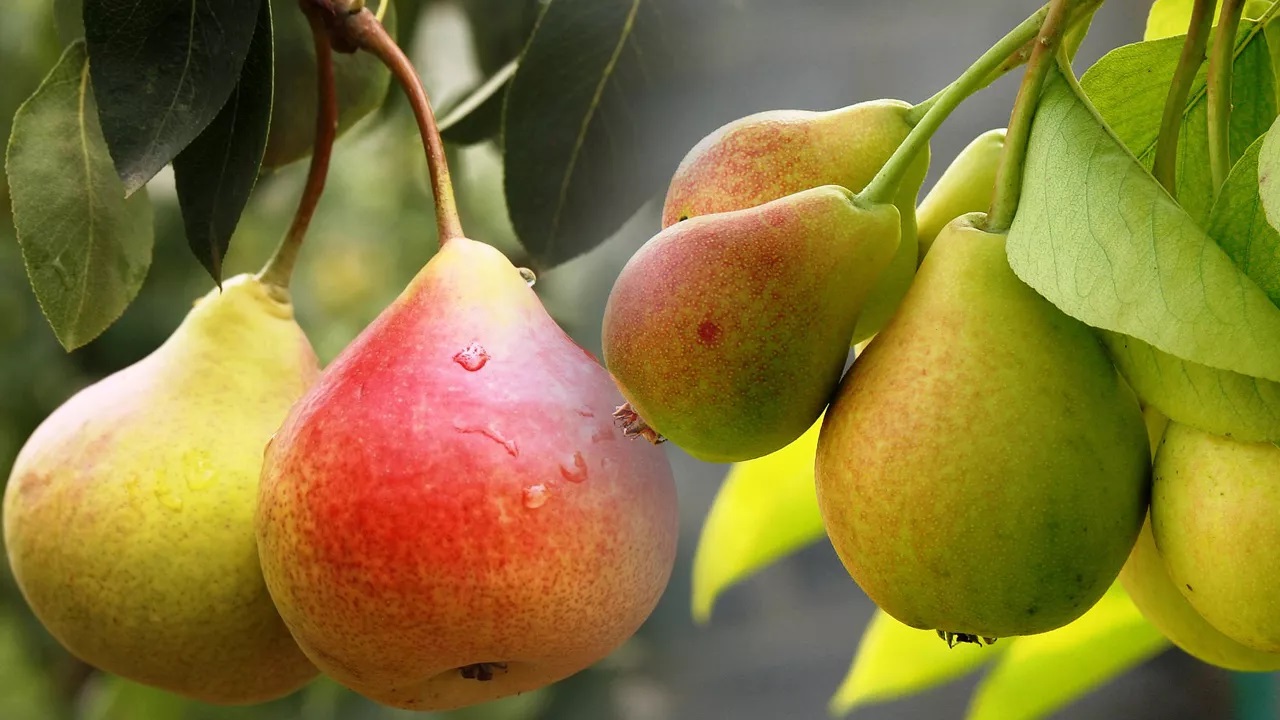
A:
[984,0,1076,234]
[340,7,464,245]
[1207,0,1245,193]
[1152,0,1215,195]
[862,5,1051,204]
[258,1,340,292]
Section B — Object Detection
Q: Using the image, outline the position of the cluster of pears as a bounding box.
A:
[5,73,676,714]
[4,242,678,709]
[605,104,1181,643]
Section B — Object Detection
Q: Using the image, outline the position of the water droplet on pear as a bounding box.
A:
[522,484,550,509]
[453,343,490,371]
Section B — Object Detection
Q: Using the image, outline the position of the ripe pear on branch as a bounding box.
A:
[254,8,678,711]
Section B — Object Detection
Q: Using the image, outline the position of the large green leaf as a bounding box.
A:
[830,610,1000,716]
[690,417,825,623]
[1260,113,1280,232]
[172,0,273,283]
[966,585,1169,720]
[439,60,516,147]
[85,0,262,194]
[4,40,154,350]
[502,0,687,268]
[1006,62,1280,383]
[1080,22,1276,226]
[1101,117,1280,442]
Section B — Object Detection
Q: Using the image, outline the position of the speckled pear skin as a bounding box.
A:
[3,275,320,704]
[1152,422,1280,653]
[256,238,678,711]
[604,185,900,463]
[661,99,928,344]
[916,128,1005,262]
[815,214,1150,639]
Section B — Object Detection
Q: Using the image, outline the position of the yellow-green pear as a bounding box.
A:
[1151,422,1280,653]
[3,275,320,704]
[1122,517,1280,670]
[916,128,1005,261]
[816,213,1150,640]
[661,99,928,344]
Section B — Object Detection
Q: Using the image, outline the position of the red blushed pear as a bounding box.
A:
[604,185,900,463]
[256,236,679,711]
[662,99,929,344]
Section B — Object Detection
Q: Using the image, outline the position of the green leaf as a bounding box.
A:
[439,59,516,147]
[830,610,1000,716]
[966,584,1169,720]
[1103,132,1280,443]
[173,0,272,283]
[690,417,825,624]
[5,40,154,350]
[85,0,263,194]
[1104,333,1280,442]
[1081,22,1276,226]
[1006,62,1280,383]
[502,0,686,267]
[1260,114,1280,233]
[1212,130,1280,304]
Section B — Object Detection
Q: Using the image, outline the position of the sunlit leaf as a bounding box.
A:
[1007,62,1280,383]
[1081,22,1276,226]
[966,585,1169,720]
[830,610,1001,716]
[1144,0,1273,41]
[690,417,825,624]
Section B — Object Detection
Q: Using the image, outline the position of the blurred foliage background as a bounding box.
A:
[0,0,1271,718]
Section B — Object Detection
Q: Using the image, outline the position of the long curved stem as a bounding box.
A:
[862,6,1052,205]
[343,8,464,245]
[1153,0,1215,195]
[258,3,340,291]
[1207,0,1245,192]
[985,0,1076,233]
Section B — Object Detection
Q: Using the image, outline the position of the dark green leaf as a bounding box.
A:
[503,0,684,267]
[439,59,516,146]
[84,0,263,194]
[173,0,273,283]
[4,40,154,350]
[1080,21,1277,226]
[1006,63,1280,383]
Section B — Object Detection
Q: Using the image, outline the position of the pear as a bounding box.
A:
[1151,422,1280,652]
[256,237,679,711]
[916,128,1005,261]
[603,185,900,463]
[1123,517,1280,670]
[661,99,928,344]
[815,214,1150,639]
[261,0,395,168]
[3,275,320,704]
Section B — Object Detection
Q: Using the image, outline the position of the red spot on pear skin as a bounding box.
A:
[453,343,489,371]
[697,320,723,346]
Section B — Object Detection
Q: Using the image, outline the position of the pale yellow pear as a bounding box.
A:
[3,274,320,704]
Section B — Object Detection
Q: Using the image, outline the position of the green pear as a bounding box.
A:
[604,185,900,463]
[1123,517,1280,670]
[1151,422,1280,652]
[261,0,396,169]
[661,99,928,344]
[815,213,1150,639]
[916,128,1005,262]
[3,275,320,704]
[257,237,678,711]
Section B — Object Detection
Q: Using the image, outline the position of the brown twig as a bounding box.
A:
[258,0,341,291]
[317,1,464,246]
